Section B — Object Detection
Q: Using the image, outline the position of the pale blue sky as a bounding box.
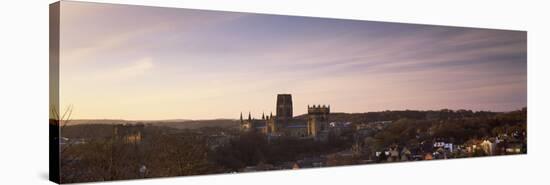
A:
[59,1,527,120]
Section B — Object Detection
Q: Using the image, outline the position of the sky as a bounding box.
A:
[58,1,527,120]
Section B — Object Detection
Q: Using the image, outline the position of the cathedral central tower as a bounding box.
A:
[276,94,293,120]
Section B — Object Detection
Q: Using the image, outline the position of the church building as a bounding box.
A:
[240,94,330,140]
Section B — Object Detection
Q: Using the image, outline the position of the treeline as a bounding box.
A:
[61,124,116,138]
[295,108,514,123]
[155,119,240,130]
[60,124,178,139]
[60,127,220,183]
[209,132,350,171]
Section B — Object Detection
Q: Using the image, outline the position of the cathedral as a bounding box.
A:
[240,94,331,140]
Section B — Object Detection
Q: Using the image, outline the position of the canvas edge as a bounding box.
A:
[49,1,61,184]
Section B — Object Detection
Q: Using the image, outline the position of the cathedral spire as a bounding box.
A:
[240,112,243,122]
[248,112,251,121]
[262,112,265,120]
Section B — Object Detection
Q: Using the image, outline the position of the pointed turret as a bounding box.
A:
[262,112,265,120]
[248,112,251,121]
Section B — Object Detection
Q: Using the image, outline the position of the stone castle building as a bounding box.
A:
[240,94,330,139]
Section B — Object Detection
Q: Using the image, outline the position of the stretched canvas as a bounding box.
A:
[49,1,527,184]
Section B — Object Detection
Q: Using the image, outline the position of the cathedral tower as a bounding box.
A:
[307,105,330,137]
[276,94,293,120]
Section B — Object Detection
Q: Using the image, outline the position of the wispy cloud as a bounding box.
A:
[104,57,154,80]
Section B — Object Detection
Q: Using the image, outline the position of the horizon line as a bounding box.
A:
[62,106,526,121]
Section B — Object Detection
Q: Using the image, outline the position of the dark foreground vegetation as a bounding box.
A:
[58,108,526,183]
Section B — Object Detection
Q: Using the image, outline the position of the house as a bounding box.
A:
[424,153,433,160]
[401,147,412,161]
[504,142,523,154]
[387,148,400,162]
[480,139,496,155]
[207,134,232,150]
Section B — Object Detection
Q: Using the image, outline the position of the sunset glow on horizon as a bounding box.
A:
[58,2,527,120]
